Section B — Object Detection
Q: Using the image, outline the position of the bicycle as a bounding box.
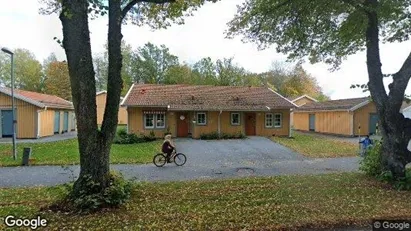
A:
[153,149,187,167]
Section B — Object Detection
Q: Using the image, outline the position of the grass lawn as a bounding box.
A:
[0,139,162,167]
[1,173,411,230]
[272,132,358,158]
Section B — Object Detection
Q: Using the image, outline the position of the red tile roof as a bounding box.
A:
[122,84,296,111]
[296,97,369,111]
[0,87,73,109]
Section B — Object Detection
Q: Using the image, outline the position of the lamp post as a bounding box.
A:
[1,47,17,160]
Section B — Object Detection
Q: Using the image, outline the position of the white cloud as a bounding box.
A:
[1,0,410,100]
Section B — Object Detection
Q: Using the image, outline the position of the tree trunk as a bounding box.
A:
[59,0,121,196]
[364,0,411,179]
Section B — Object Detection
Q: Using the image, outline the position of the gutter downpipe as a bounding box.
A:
[218,110,222,138]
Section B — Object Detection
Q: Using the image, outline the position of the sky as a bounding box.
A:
[0,0,410,100]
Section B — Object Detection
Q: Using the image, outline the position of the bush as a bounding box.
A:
[53,171,133,213]
[113,128,157,144]
[359,141,383,177]
[200,132,246,140]
[360,141,411,191]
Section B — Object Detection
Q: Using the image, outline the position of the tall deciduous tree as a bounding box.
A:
[0,49,43,91]
[41,0,217,200]
[132,42,179,84]
[227,0,411,178]
[44,61,72,100]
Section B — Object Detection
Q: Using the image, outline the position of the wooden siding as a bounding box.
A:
[293,111,353,136]
[192,111,219,138]
[255,110,290,137]
[353,102,377,136]
[220,112,244,135]
[39,109,54,137]
[127,107,176,138]
[96,93,127,125]
[0,92,37,138]
[293,97,315,107]
[127,108,290,138]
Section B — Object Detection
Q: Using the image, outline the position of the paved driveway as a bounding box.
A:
[175,136,306,168]
[0,136,361,187]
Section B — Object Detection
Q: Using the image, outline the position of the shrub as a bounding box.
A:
[359,141,384,177]
[53,171,133,213]
[114,129,157,144]
[235,132,246,139]
[200,132,220,140]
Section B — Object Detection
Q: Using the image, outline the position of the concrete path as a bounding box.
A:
[0,132,77,144]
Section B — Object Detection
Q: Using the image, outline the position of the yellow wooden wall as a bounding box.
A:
[39,109,54,137]
[293,112,309,131]
[293,97,315,107]
[192,112,219,138]
[127,107,176,138]
[220,112,244,135]
[293,111,353,136]
[0,93,37,138]
[255,110,290,137]
[353,102,377,136]
[96,93,127,125]
[38,109,76,137]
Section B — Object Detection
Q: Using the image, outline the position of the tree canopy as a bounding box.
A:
[226,0,411,69]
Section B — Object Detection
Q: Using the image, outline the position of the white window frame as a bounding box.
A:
[231,112,240,126]
[265,113,273,128]
[274,113,282,128]
[197,112,207,125]
[156,114,166,129]
[144,114,155,129]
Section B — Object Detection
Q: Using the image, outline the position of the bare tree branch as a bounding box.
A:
[395,52,411,79]
[121,0,176,19]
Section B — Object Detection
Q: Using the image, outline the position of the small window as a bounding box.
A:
[231,113,240,125]
[274,113,282,128]
[156,114,165,128]
[197,112,207,125]
[144,114,154,129]
[265,113,273,128]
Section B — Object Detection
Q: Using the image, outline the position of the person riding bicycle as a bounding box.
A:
[162,134,175,163]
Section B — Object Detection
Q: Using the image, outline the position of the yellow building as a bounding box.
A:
[288,95,318,107]
[121,84,296,138]
[96,91,127,125]
[293,97,380,136]
[0,87,76,139]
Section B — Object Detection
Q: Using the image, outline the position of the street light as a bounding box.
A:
[1,47,17,160]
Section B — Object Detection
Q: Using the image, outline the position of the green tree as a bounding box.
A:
[0,49,43,91]
[44,61,72,100]
[192,57,217,85]
[164,64,195,84]
[132,42,179,84]
[40,0,217,204]
[279,65,323,98]
[227,0,411,178]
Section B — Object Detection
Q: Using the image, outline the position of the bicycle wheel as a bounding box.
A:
[174,153,187,166]
[153,153,167,167]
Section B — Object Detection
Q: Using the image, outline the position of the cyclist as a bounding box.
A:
[162,134,175,163]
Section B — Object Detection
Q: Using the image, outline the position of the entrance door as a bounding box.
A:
[1,110,13,137]
[63,112,69,133]
[177,113,189,137]
[369,113,379,135]
[245,113,256,136]
[309,114,316,131]
[54,111,60,134]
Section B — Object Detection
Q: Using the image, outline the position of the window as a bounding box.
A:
[144,114,154,129]
[265,113,273,127]
[231,113,240,125]
[156,114,165,128]
[274,113,282,128]
[197,112,207,125]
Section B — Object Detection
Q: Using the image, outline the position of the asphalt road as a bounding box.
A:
[0,137,361,188]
